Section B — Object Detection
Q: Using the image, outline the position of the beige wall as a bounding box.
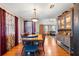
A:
[18,17,24,43]
[36,21,39,33]
[39,18,58,34]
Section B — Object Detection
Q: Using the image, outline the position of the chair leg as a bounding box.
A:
[21,47,25,56]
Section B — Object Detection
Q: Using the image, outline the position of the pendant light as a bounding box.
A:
[31,8,38,22]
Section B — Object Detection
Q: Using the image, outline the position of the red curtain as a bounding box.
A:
[32,22,34,34]
[24,21,26,33]
[39,24,44,34]
[15,16,18,46]
[0,8,6,55]
[34,22,36,33]
[32,22,36,34]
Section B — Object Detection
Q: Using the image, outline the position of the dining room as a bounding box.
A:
[0,3,79,56]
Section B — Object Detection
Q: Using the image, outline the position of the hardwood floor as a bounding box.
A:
[44,36,69,56]
[3,44,23,56]
[3,36,69,56]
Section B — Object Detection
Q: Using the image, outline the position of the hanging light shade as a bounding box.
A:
[32,18,38,22]
[31,8,38,22]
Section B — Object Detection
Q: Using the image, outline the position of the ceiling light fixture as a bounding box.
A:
[49,3,54,9]
[31,8,38,22]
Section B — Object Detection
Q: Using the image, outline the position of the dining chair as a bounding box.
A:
[22,40,39,56]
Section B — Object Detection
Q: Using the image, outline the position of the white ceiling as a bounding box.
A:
[1,3,73,20]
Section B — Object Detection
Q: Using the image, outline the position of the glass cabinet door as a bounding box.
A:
[66,13,71,29]
[58,20,61,29]
[60,17,65,29]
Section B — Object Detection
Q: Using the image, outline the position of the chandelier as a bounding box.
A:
[31,8,38,22]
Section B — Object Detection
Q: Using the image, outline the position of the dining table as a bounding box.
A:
[21,34,43,40]
[21,34,45,55]
[21,34,44,47]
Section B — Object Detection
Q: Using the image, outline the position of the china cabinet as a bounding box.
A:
[57,9,72,54]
